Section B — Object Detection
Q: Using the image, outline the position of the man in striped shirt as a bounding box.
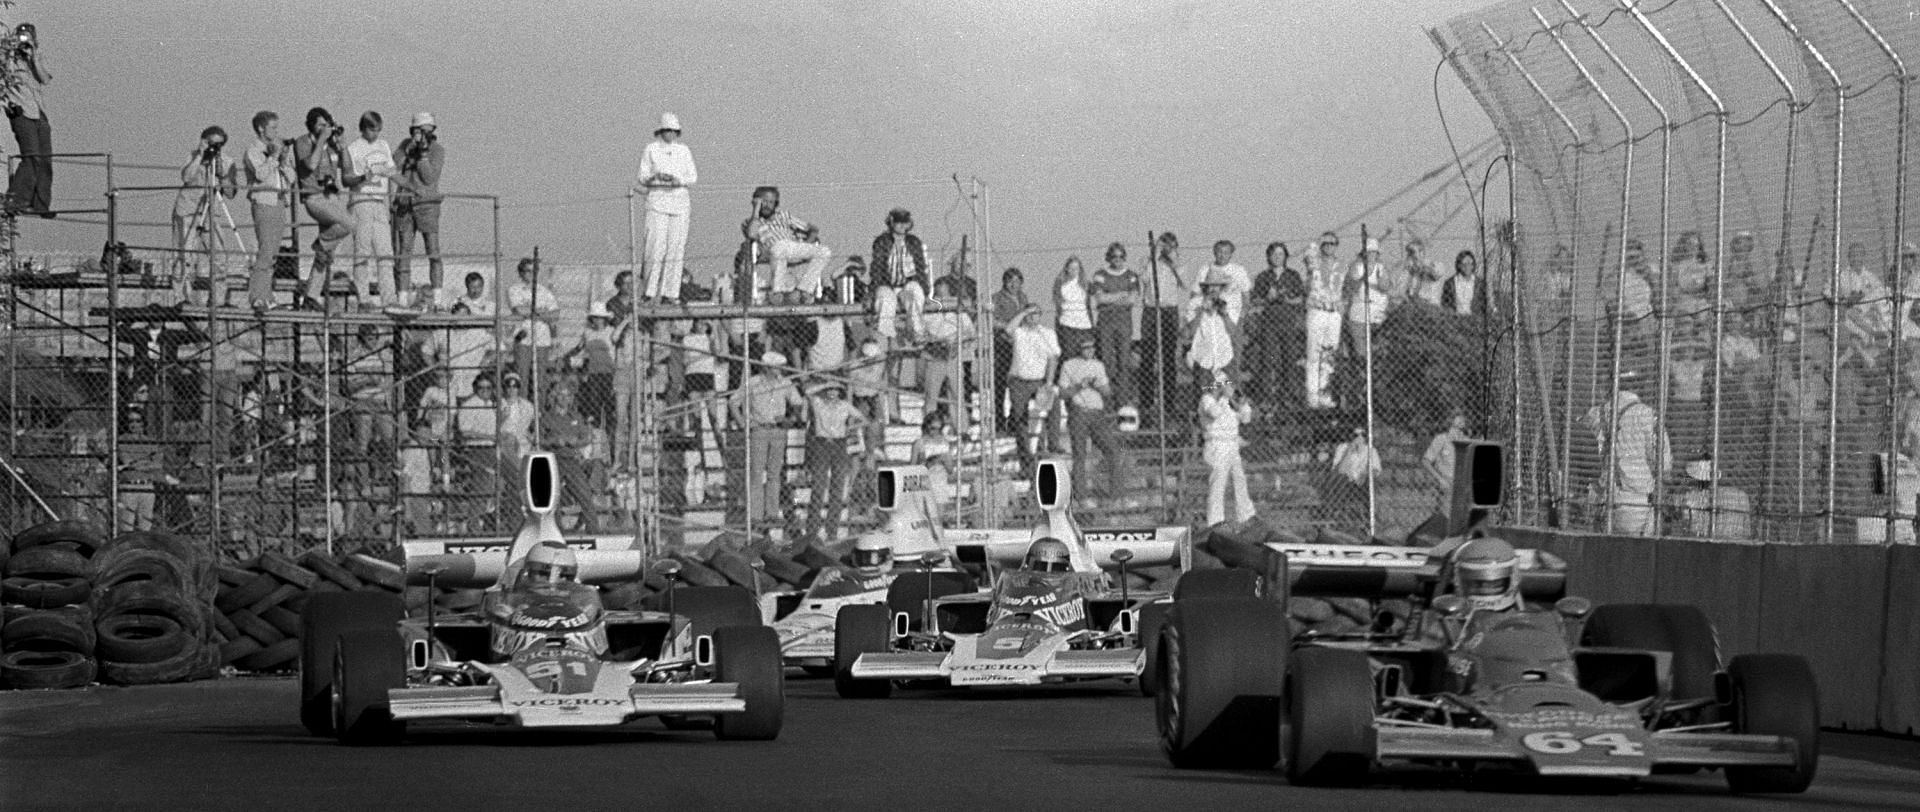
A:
[743,186,833,303]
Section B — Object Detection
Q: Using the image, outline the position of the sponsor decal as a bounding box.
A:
[509,697,627,708]
[954,663,1039,671]
[1485,708,1643,731]
[900,475,930,492]
[444,539,598,554]
[1030,601,1085,629]
[1002,591,1061,608]
[1273,544,1428,566]
[1082,530,1157,543]
[511,612,587,629]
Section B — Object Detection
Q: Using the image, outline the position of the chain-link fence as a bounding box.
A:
[1434,0,1918,543]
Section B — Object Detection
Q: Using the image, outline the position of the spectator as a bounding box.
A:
[939,250,979,312]
[1839,241,1893,351]
[454,374,500,523]
[910,409,954,464]
[682,320,726,438]
[991,266,1031,433]
[1144,232,1192,420]
[4,21,52,216]
[1402,238,1447,308]
[1442,250,1485,318]
[635,112,697,304]
[566,302,618,430]
[1545,242,1575,305]
[804,380,868,542]
[1059,336,1128,500]
[498,372,536,461]
[415,365,454,443]
[607,270,635,329]
[169,126,240,296]
[921,276,975,437]
[1583,372,1670,536]
[1184,267,1236,394]
[1053,256,1094,361]
[849,337,888,448]
[1005,304,1062,474]
[392,112,446,307]
[1332,427,1381,490]
[1421,412,1469,517]
[1199,239,1252,320]
[1199,372,1255,527]
[540,380,602,532]
[1249,241,1304,409]
[1344,236,1389,359]
[242,110,302,312]
[743,186,831,303]
[1667,230,1710,312]
[1730,230,1768,308]
[813,261,854,372]
[1303,232,1345,409]
[341,111,398,310]
[457,270,493,315]
[292,107,354,295]
[871,207,929,348]
[507,257,559,388]
[1616,239,1655,322]
[1676,455,1752,540]
[1091,242,1142,411]
[734,352,805,526]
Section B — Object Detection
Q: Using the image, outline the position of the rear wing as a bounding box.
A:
[1261,542,1566,601]
[402,537,645,589]
[947,526,1191,573]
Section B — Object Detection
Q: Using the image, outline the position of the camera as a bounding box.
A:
[201,140,226,163]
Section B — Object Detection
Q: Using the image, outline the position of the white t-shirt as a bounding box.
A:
[1058,357,1108,411]
[638,140,698,215]
[1057,278,1093,330]
[347,138,394,202]
[1009,324,1061,381]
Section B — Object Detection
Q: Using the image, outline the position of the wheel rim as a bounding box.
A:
[331,651,346,733]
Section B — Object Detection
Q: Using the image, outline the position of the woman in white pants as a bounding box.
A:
[1200,372,1255,526]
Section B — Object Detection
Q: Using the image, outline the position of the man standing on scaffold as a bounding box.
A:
[634,112,696,305]
[170,126,240,305]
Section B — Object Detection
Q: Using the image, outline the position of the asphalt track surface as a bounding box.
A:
[3,675,1917,811]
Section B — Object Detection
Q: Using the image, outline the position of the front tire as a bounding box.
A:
[713,626,784,741]
[1155,598,1286,769]
[833,604,892,699]
[1285,646,1375,786]
[331,629,405,746]
[300,592,402,736]
[1724,654,1819,794]
[1137,601,1171,697]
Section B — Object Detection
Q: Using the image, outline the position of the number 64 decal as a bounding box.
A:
[1521,731,1645,756]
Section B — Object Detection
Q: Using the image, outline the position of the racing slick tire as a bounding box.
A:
[713,625,785,741]
[885,570,974,632]
[300,591,403,736]
[94,613,191,664]
[1156,598,1286,769]
[2,604,95,653]
[664,586,762,641]
[9,521,105,559]
[1723,653,1819,794]
[1582,603,1721,708]
[833,604,893,699]
[1,649,96,689]
[1137,600,1171,697]
[332,628,406,746]
[1285,645,1376,787]
[1171,568,1260,601]
[2,576,90,609]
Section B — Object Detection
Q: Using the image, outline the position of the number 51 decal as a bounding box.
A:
[1521,731,1646,756]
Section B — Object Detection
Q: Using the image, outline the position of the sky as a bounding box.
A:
[9,0,1497,292]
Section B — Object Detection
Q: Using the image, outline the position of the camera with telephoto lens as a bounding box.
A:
[14,24,33,49]
[201,139,226,163]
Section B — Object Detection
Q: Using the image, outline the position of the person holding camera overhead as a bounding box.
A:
[169,126,239,297]
[3,21,51,217]
[291,107,355,303]
[393,112,445,308]
[342,111,398,310]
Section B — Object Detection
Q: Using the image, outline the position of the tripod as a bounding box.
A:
[175,155,250,306]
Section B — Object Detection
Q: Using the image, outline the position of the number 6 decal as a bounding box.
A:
[1522,731,1646,756]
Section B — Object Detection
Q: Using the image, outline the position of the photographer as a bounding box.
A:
[242,110,298,311]
[4,21,51,216]
[1183,267,1236,408]
[169,126,239,292]
[392,112,445,307]
[291,107,354,299]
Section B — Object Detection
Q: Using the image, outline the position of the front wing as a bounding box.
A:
[386,661,745,728]
[848,649,1143,687]
[1373,726,1801,777]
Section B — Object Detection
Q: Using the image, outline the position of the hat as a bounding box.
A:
[1363,238,1381,254]
[1200,266,1230,287]
[761,351,788,366]
[411,111,436,129]
[845,255,867,270]
[808,380,845,396]
[655,112,682,134]
[886,208,913,226]
[1077,336,1097,351]
[1685,457,1716,482]
[587,301,612,320]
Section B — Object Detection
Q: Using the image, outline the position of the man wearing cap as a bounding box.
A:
[636,113,697,304]
[1200,372,1255,526]
[1302,232,1345,409]
[1676,455,1751,540]
[734,352,805,525]
[1344,236,1391,359]
[1184,267,1237,397]
[393,112,446,306]
[1059,336,1127,500]
[804,379,868,541]
[744,186,832,303]
[1006,304,1061,474]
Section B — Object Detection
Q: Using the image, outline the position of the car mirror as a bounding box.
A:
[921,550,948,567]
[1553,596,1592,619]
[1110,548,1134,565]
[1432,594,1470,617]
[653,559,683,579]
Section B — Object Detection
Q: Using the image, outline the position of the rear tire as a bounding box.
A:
[300,592,402,736]
[1155,598,1286,769]
[1582,603,1721,708]
[1172,568,1260,601]
[1724,654,1819,794]
[332,629,406,746]
[664,586,762,641]
[1137,601,1171,697]
[833,604,892,699]
[885,570,974,631]
[713,626,784,741]
[1285,646,1375,786]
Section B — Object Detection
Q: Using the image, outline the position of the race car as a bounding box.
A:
[298,452,783,745]
[1154,535,1820,793]
[832,458,1187,696]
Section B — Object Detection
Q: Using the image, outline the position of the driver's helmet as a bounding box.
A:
[1451,537,1520,612]
[851,533,893,577]
[519,541,579,589]
[1023,537,1074,575]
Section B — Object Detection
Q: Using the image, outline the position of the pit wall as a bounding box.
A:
[1500,528,1918,736]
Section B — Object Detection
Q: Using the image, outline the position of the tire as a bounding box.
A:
[884,570,975,630]
[92,549,196,593]
[215,573,280,614]
[1724,654,1819,794]
[10,521,105,559]
[2,649,95,689]
[1173,568,1261,601]
[332,628,406,746]
[3,576,89,608]
[101,531,202,563]
[664,586,762,641]
[2,605,96,653]
[94,581,203,628]
[1138,601,1171,697]
[235,637,301,672]
[833,604,893,699]
[713,625,784,741]
[1582,603,1721,705]
[98,642,217,685]
[95,613,192,664]
[1156,598,1287,769]
[300,591,403,736]
[1286,646,1376,786]
[5,545,90,579]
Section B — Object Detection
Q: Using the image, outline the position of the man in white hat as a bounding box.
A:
[1302,231,1345,409]
[1184,266,1237,391]
[635,112,698,304]
[1199,371,1255,526]
[394,111,446,307]
[565,301,618,429]
[1678,455,1751,540]
[1344,236,1391,358]
[804,378,868,541]
[732,351,805,525]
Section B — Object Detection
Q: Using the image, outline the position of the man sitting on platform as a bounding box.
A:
[743,185,832,304]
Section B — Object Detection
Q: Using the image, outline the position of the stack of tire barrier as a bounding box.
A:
[2,522,103,689]
[214,550,404,672]
[89,530,221,685]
